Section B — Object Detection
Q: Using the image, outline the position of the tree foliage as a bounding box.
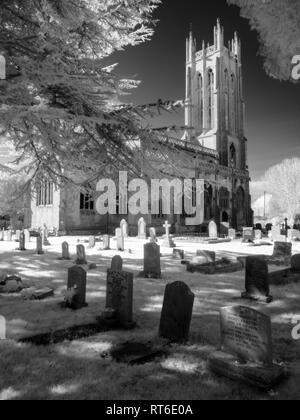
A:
[0,0,185,188]
[228,0,300,81]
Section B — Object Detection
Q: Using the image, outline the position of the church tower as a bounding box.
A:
[185,20,247,170]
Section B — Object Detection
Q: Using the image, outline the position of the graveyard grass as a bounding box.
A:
[1,237,300,400]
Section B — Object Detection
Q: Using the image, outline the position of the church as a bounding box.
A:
[30,20,252,235]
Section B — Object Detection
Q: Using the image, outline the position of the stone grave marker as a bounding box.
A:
[15,230,21,242]
[142,242,161,279]
[241,256,272,303]
[36,235,44,255]
[43,225,51,246]
[242,227,254,242]
[162,221,176,248]
[103,235,110,250]
[0,229,4,241]
[105,269,134,328]
[75,244,87,265]
[115,228,124,251]
[61,242,70,260]
[208,221,218,239]
[24,229,30,243]
[66,266,87,309]
[288,229,300,242]
[173,249,185,260]
[254,229,262,240]
[138,217,147,239]
[271,225,286,242]
[111,255,123,272]
[228,229,236,240]
[88,236,95,249]
[120,219,129,238]
[19,232,26,251]
[7,230,12,242]
[209,306,285,390]
[149,227,157,243]
[273,242,292,259]
[159,281,194,343]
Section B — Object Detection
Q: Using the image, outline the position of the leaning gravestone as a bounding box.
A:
[241,256,272,303]
[103,235,110,250]
[111,255,123,272]
[142,242,161,279]
[61,242,70,260]
[66,266,87,309]
[209,306,285,390]
[138,217,147,239]
[159,281,194,343]
[36,235,44,255]
[208,221,218,239]
[115,228,124,251]
[105,269,134,328]
[88,236,95,249]
[75,245,87,265]
[120,219,129,238]
[19,232,26,251]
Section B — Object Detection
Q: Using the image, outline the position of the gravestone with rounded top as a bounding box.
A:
[76,244,87,265]
[228,228,236,240]
[159,281,194,343]
[103,235,110,250]
[115,228,124,251]
[242,227,254,242]
[138,217,147,239]
[62,242,70,260]
[208,221,218,239]
[120,219,129,238]
[149,227,157,243]
[88,236,95,249]
[67,266,87,309]
[143,242,161,279]
[242,256,272,303]
[19,232,26,251]
[111,255,123,272]
[291,254,300,272]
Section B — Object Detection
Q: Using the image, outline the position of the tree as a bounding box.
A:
[0,0,184,189]
[228,0,300,81]
[262,158,300,222]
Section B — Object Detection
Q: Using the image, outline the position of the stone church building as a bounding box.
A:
[30,21,252,235]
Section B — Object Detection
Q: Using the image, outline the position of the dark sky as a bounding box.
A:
[112,0,300,181]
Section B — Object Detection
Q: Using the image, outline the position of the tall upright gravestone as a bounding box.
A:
[159,281,194,343]
[61,242,70,260]
[19,232,26,251]
[208,221,218,239]
[36,235,44,255]
[143,242,161,279]
[115,228,124,251]
[241,256,272,303]
[76,245,87,265]
[67,266,87,309]
[138,217,147,239]
[103,235,110,250]
[120,219,129,238]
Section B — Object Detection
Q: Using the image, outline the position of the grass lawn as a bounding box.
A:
[0,237,300,400]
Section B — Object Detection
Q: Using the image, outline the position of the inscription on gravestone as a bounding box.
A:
[220,306,273,365]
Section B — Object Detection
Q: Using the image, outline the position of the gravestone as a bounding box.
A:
[138,217,147,239]
[242,227,254,242]
[273,242,292,259]
[0,229,4,241]
[149,227,157,243]
[75,245,87,265]
[111,255,123,272]
[291,254,300,272]
[43,225,51,246]
[24,229,30,243]
[143,242,161,279]
[159,281,194,343]
[228,228,236,240]
[105,269,134,328]
[103,235,110,250]
[19,232,26,251]
[161,221,176,248]
[61,242,70,260]
[88,236,95,249]
[271,225,286,242]
[241,256,272,303]
[36,235,44,255]
[208,221,218,239]
[209,306,285,390]
[120,219,129,238]
[15,230,21,242]
[115,228,124,251]
[66,266,87,309]
[196,250,216,262]
[254,229,262,240]
[0,316,6,340]
[173,249,184,260]
[7,230,12,241]
[288,229,300,242]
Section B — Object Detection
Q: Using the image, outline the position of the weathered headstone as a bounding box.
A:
[209,221,218,239]
[75,244,87,265]
[173,249,185,260]
[7,230,12,242]
[254,229,262,240]
[111,255,123,272]
[209,306,285,390]
[242,227,254,242]
[15,230,21,242]
[105,269,134,328]
[159,281,194,343]
[143,242,161,279]
[271,225,286,242]
[120,219,129,238]
[149,227,157,243]
[161,221,176,248]
[36,235,44,255]
[241,256,272,303]
[88,236,95,249]
[0,54,6,80]
[196,249,216,262]
[228,228,236,240]
[61,242,70,260]
[103,235,110,250]
[115,228,124,251]
[291,254,300,272]
[66,266,87,309]
[138,217,147,239]
[19,232,26,251]
[273,242,292,259]
[288,229,300,242]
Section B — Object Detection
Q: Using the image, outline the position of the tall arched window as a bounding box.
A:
[230,143,237,168]
[224,69,229,131]
[207,69,214,129]
[197,73,203,129]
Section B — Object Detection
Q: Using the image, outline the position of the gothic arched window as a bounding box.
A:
[207,69,214,129]
[230,143,237,168]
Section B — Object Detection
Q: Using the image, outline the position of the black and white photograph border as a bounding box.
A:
[0,0,300,403]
